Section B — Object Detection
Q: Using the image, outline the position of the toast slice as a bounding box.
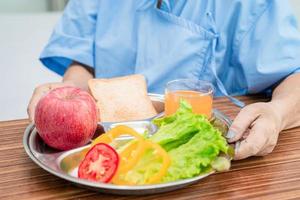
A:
[88,74,157,122]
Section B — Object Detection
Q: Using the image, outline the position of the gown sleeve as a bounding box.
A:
[40,0,99,75]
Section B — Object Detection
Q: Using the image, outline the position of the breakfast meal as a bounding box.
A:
[33,74,232,187]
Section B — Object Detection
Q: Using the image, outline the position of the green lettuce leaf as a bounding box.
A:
[121,100,229,184]
[163,122,228,182]
[151,101,207,151]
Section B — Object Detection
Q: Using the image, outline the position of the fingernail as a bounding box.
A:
[234,141,240,154]
[234,141,241,160]
[226,130,236,139]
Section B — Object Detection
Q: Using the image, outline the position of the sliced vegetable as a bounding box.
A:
[145,141,171,184]
[92,125,144,145]
[117,140,146,174]
[91,125,147,176]
[78,143,119,183]
[77,100,231,185]
[112,139,171,185]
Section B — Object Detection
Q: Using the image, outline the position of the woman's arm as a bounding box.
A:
[228,73,300,160]
[27,62,94,121]
[63,62,94,91]
[270,73,300,130]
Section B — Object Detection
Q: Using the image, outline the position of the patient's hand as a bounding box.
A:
[226,102,283,160]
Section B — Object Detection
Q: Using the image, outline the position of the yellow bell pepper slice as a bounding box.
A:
[91,125,171,185]
[117,140,146,173]
[112,139,171,185]
[92,125,144,145]
[91,125,146,176]
[145,141,171,184]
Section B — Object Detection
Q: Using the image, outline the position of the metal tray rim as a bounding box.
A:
[23,124,214,191]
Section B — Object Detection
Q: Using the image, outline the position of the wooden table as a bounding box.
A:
[1,96,300,200]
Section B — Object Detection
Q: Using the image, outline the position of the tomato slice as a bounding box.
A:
[78,143,119,183]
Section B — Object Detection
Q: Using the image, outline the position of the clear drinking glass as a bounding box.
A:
[165,79,214,118]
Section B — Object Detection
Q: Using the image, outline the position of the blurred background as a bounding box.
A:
[0,0,68,121]
[0,0,68,12]
[0,0,300,121]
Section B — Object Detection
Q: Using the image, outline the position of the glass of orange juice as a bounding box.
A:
[165,79,214,118]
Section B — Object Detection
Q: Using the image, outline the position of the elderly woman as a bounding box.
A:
[28,0,300,160]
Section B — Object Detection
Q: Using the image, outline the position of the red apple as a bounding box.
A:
[35,86,98,150]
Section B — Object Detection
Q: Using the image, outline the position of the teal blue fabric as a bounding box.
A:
[40,0,300,99]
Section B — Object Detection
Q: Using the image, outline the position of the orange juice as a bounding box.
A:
[165,90,213,118]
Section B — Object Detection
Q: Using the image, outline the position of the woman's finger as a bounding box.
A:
[234,118,269,160]
[27,83,57,121]
[227,104,261,143]
[27,92,41,122]
[27,85,50,121]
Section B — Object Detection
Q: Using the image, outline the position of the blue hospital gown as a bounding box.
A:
[40,0,300,101]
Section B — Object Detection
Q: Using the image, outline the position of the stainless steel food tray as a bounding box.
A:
[23,94,232,195]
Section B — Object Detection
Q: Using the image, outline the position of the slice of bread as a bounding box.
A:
[88,74,157,122]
